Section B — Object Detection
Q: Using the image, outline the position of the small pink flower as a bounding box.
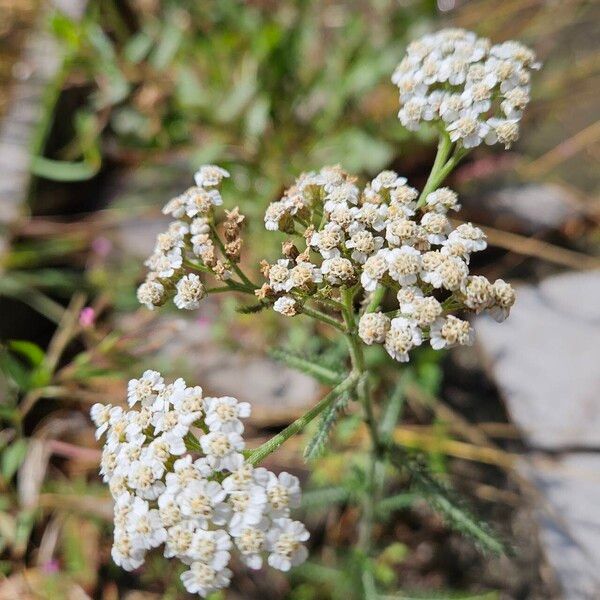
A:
[196,315,211,328]
[79,307,96,328]
[91,236,112,258]
[41,559,60,573]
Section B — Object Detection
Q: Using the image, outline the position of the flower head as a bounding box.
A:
[392,28,539,148]
[92,371,309,591]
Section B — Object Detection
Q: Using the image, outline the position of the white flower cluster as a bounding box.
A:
[262,166,515,362]
[136,165,246,311]
[392,28,540,148]
[91,371,309,597]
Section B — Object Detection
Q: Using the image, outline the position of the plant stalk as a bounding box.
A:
[415,131,469,210]
[340,286,382,590]
[246,373,359,466]
[301,305,346,332]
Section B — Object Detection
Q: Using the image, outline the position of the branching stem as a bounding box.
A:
[340,286,382,573]
[301,305,346,332]
[364,284,386,314]
[416,132,468,209]
[246,373,359,465]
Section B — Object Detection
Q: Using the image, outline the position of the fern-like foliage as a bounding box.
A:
[387,445,506,555]
[304,392,349,460]
[301,486,352,509]
[235,301,270,314]
[269,347,346,385]
[375,492,417,518]
[379,372,413,441]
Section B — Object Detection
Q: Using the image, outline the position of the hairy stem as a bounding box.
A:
[416,131,470,210]
[416,131,453,208]
[340,286,381,586]
[246,374,359,466]
[301,305,346,332]
[364,284,386,314]
[184,258,255,294]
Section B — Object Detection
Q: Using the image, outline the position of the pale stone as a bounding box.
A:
[522,453,600,599]
[464,184,580,234]
[475,270,600,449]
[118,312,320,426]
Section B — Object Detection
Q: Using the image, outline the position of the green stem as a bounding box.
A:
[302,293,345,311]
[359,450,377,551]
[184,259,255,293]
[416,132,453,209]
[340,288,362,362]
[416,129,471,211]
[268,348,344,386]
[362,569,379,600]
[247,374,359,465]
[340,289,375,431]
[340,287,381,581]
[364,284,386,314]
[183,259,213,274]
[301,305,346,332]
[224,279,256,294]
[422,147,468,203]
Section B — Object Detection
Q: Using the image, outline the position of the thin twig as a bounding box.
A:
[522,119,600,178]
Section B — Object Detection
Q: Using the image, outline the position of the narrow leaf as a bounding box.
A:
[388,446,506,555]
[2,439,28,481]
[236,302,269,314]
[379,371,413,441]
[269,348,345,385]
[7,341,45,367]
[301,486,351,509]
[304,392,349,460]
[376,492,417,518]
[30,156,100,182]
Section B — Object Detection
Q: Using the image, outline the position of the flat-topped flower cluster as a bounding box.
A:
[136,162,515,365]
[91,371,309,597]
[261,165,515,362]
[393,28,540,148]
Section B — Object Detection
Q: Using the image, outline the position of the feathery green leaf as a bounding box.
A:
[304,392,349,460]
[301,486,351,509]
[235,301,270,314]
[379,371,413,441]
[388,446,506,555]
[269,348,346,385]
[375,492,418,518]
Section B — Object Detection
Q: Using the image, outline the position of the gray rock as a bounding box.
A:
[475,270,600,449]
[464,184,580,235]
[522,453,600,599]
[119,312,320,426]
[199,351,321,425]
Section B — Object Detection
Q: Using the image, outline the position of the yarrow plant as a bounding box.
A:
[97,28,539,598]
